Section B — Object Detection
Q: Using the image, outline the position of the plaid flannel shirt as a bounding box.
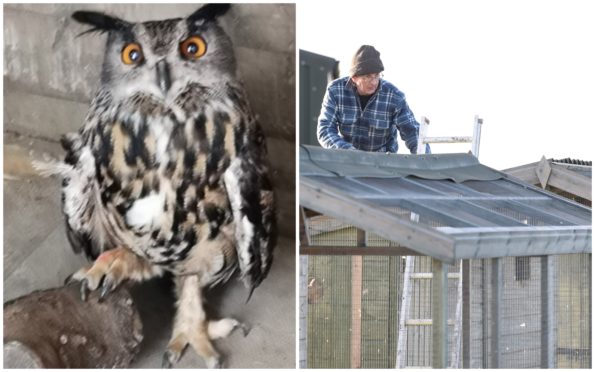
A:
[317,77,419,153]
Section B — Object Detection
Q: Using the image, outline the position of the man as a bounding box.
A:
[317,45,420,154]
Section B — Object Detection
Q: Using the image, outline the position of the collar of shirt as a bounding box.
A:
[344,77,385,95]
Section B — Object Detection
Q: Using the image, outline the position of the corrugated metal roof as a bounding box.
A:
[301,145,502,182]
[300,145,592,263]
[551,158,592,166]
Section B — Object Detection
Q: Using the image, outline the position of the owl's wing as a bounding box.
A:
[34,131,104,260]
[223,121,277,300]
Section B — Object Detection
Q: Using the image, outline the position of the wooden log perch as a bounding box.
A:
[3,284,143,368]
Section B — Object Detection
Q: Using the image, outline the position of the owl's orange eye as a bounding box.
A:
[180,36,207,60]
[121,43,144,65]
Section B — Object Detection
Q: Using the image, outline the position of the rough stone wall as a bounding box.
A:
[3,3,295,237]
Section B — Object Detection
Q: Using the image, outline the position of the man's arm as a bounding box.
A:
[317,88,356,150]
[395,100,419,154]
[386,125,398,153]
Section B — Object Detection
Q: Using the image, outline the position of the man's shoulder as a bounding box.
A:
[379,80,408,104]
[380,80,405,96]
[328,76,351,91]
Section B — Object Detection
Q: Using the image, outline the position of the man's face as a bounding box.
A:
[352,73,382,95]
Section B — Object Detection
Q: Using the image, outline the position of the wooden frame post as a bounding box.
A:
[350,229,365,368]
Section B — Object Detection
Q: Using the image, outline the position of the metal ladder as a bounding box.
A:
[396,260,462,368]
[395,116,482,368]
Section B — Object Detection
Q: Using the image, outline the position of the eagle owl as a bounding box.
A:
[37,4,277,368]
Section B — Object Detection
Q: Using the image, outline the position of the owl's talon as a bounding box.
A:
[161,349,179,369]
[206,355,222,369]
[239,323,251,337]
[161,356,171,368]
[80,279,89,302]
[64,274,74,286]
[99,277,113,300]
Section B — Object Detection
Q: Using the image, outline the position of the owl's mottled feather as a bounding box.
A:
[61,81,275,286]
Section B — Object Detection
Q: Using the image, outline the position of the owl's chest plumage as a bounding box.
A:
[67,83,250,269]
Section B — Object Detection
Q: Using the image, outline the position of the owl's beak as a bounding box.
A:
[156,59,171,94]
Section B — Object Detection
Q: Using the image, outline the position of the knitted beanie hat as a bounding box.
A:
[350,45,384,77]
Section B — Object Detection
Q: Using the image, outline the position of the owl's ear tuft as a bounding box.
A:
[188,3,231,25]
[72,11,131,36]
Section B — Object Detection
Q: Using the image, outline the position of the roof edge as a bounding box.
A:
[300,145,504,183]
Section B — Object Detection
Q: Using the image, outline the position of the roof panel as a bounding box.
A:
[300,145,592,263]
[301,145,503,182]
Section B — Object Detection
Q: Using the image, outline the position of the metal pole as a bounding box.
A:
[299,208,310,368]
[540,255,555,368]
[351,256,363,368]
[462,259,471,368]
[396,213,420,368]
[299,255,309,369]
[481,259,488,368]
[417,116,430,154]
[396,256,415,368]
[489,258,502,368]
[471,116,483,158]
[450,261,463,368]
[588,254,592,369]
[432,258,448,368]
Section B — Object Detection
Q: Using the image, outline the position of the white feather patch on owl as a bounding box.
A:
[149,120,170,165]
[60,147,97,232]
[32,159,73,177]
[115,80,164,102]
[208,318,239,340]
[126,191,166,230]
[240,215,255,257]
[223,158,254,274]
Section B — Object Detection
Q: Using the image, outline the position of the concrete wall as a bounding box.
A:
[3,3,295,238]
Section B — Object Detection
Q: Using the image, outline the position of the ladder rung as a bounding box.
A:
[410,273,460,279]
[422,136,472,144]
[405,319,456,326]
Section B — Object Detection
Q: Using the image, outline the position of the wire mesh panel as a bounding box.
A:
[305,218,461,368]
[307,255,352,368]
[555,253,591,368]
[305,221,402,368]
[484,257,543,368]
[468,255,592,368]
[360,256,400,368]
[306,220,354,368]
[302,217,591,368]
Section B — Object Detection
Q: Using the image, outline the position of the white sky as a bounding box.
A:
[298,0,595,170]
